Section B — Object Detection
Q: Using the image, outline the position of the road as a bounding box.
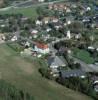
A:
[51,37,69,45]
[13,0,66,8]
[0,0,66,11]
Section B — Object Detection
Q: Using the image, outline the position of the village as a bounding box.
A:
[0,0,98,99]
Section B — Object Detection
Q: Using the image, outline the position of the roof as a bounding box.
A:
[47,56,66,67]
[31,30,38,34]
[36,43,49,49]
[60,69,86,78]
[43,17,50,21]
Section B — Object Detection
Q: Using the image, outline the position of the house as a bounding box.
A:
[66,30,71,39]
[66,8,71,13]
[86,7,91,11]
[58,3,67,11]
[82,17,90,23]
[31,29,38,38]
[88,46,95,50]
[75,33,82,39]
[11,36,17,42]
[46,27,52,32]
[38,0,44,2]
[31,30,38,34]
[54,23,62,30]
[52,17,59,23]
[0,34,5,43]
[25,41,30,48]
[43,17,50,24]
[21,17,28,21]
[48,4,53,10]
[66,16,74,25]
[53,4,58,10]
[48,3,67,11]
[47,56,66,69]
[36,20,42,25]
[92,76,98,92]
[34,43,49,54]
[60,69,86,79]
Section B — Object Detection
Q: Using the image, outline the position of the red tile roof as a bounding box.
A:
[36,43,48,49]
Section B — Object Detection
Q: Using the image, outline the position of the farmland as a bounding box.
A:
[0,44,93,100]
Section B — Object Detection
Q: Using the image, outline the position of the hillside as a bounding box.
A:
[0,44,93,100]
[0,0,4,8]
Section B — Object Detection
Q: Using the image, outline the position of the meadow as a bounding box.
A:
[0,44,93,100]
[0,6,38,19]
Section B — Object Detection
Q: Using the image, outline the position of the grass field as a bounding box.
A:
[0,6,38,19]
[73,48,94,64]
[0,44,93,100]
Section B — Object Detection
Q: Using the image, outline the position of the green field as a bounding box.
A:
[0,6,38,19]
[0,44,93,100]
[73,48,94,64]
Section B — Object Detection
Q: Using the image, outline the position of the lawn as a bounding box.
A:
[0,44,93,100]
[73,48,94,64]
[0,6,38,20]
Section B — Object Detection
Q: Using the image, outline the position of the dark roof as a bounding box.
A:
[60,69,86,78]
[47,56,66,67]
[47,56,54,66]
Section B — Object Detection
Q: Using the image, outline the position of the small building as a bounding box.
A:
[34,43,49,54]
[47,56,66,69]
[43,17,50,24]
[36,20,42,25]
[31,29,38,39]
[66,30,71,39]
[38,0,44,2]
[46,28,52,32]
[52,17,59,23]
[31,30,38,34]
[11,36,17,42]
[75,33,82,39]
[86,7,91,11]
[48,4,53,10]
[60,69,86,79]
[92,76,98,92]
[88,46,95,50]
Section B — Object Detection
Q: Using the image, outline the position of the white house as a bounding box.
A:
[36,20,42,25]
[31,30,38,38]
[86,7,91,11]
[46,28,52,32]
[11,36,17,42]
[66,8,71,13]
[34,43,50,54]
[67,30,71,39]
[38,0,45,2]
[67,20,71,25]
[52,18,59,23]
[88,46,95,50]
